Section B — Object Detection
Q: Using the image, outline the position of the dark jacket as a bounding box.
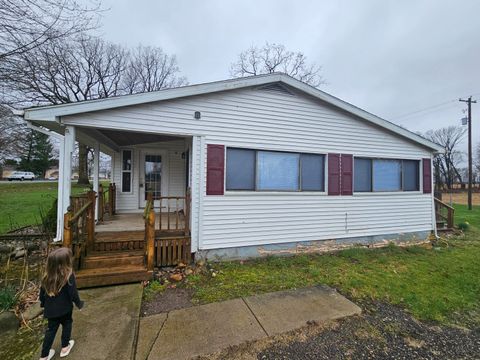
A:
[40,273,84,318]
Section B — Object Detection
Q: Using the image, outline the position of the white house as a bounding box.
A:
[22,73,442,262]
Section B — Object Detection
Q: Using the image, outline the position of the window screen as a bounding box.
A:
[373,159,401,191]
[226,148,255,190]
[354,158,372,192]
[257,151,299,191]
[403,160,419,191]
[301,154,325,191]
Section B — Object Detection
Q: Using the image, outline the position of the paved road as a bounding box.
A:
[0,180,58,184]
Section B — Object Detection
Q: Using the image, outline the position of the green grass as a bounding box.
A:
[188,205,480,325]
[0,181,102,234]
[453,203,480,228]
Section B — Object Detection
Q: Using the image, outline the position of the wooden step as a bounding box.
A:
[82,250,145,269]
[95,230,144,242]
[76,265,152,288]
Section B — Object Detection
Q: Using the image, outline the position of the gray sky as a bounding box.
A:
[98,0,480,158]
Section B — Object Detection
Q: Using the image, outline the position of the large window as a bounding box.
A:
[354,158,420,192]
[226,148,325,192]
[121,150,132,193]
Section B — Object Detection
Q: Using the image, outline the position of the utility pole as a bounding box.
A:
[459,96,477,210]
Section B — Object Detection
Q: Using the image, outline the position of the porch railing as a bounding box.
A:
[64,190,96,270]
[144,193,155,271]
[434,198,455,230]
[97,183,116,221]
[158,188,191,236]
[144,189,192,267]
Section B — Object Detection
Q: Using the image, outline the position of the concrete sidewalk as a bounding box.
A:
[34,284,143,360]
[137,286,361,360]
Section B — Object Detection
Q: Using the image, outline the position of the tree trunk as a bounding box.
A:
[77,143,90,185]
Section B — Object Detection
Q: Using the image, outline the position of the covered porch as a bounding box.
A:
[55,125,198,287]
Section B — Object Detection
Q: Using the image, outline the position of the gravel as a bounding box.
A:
[257,302,480,360]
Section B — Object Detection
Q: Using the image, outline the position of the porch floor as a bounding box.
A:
[96,212,185,233]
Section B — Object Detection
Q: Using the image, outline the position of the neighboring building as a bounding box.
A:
[1,165,16,179]
[45,167,59,179]
[22,73,442,259]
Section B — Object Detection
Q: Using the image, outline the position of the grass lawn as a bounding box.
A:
[187,204,480,326]
[0,181,104,234]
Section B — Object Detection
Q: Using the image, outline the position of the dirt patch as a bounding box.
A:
[197,301,480,360]
[141,287,194,316]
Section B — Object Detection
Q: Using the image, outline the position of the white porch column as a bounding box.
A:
[62,125,75,216]
[93,142,100,221]
[55,136,65,241]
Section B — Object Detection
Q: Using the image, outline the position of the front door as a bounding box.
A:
[140,151,167,208]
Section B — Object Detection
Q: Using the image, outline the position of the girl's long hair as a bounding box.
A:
[42,247,73,296]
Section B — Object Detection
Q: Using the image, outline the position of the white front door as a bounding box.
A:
[139,150,168,208]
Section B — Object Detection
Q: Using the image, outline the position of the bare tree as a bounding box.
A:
[1,36,187,183]
[0,0,101,60]
[230,42,324,87]
[425,126,466,190]
[123,46,187,94]
[0,105,27,162]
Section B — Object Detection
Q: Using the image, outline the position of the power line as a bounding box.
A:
[391,99,457,120]
[391,92,480,121]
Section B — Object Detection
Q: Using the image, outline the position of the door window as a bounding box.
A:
[145,155,162,200]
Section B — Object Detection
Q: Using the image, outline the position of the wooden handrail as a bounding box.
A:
[434,197,455,229]
[69,201,93,224]
[64,190,96,270]
[157,190,191,234]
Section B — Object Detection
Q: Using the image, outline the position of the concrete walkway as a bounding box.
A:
[34,284,143,360]
[136,286,361,360]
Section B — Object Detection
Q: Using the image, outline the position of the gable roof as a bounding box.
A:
[22,73,442,152]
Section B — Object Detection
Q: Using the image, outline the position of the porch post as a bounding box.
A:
[62,125,75,220]
[93,141,100,221]
[55,135,65,241]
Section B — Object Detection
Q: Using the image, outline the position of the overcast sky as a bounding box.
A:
[98,0,480,157]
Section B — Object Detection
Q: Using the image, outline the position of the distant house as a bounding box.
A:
[1,165,16,179]
[22,74,442,261]
[45,167,59,179]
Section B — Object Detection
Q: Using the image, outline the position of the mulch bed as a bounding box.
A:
[257,301,480,359]
[141,287,195,316]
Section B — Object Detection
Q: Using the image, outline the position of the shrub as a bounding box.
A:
[458,222,470,231]
[0,286,17,311]
[41,199,57,234]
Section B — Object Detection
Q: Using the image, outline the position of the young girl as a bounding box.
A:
[39,247,84,360]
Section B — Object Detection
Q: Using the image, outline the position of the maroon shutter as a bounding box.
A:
[423,158,432,193]
[206,144,225,195]
[341,154,353,195]
[328,153,341,195]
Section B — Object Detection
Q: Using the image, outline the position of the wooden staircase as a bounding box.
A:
[76,231,152,288]
[434,198,455,232]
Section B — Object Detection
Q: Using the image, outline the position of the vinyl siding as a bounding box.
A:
[64,86,434,250]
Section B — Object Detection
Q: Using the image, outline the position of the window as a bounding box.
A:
[226,148,255,190]
[403,160,420,191]
[226,148,325,191]
[354,158,372,192]
[121,150,132,193]
[301,154,325,191]
[257,151,300,190]
[354,158,420,192]
[373,159,401,191]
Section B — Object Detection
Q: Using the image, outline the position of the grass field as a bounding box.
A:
[0,181,98,234]
[188,204,480,326]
